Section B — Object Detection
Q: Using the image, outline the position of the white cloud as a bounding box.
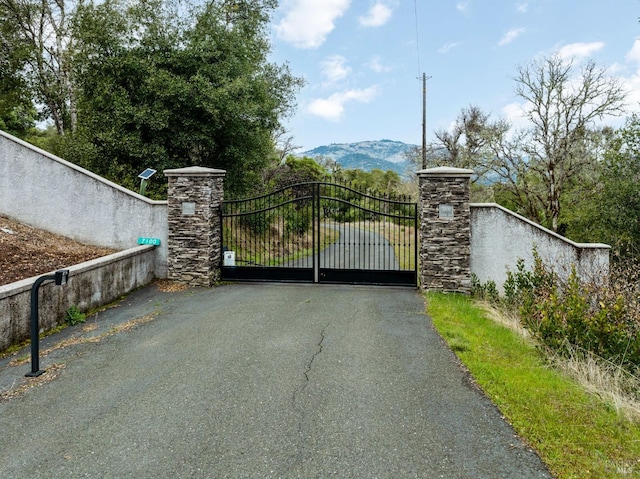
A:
[516,2,528,13]
[439,42,462,54]
[502,101,530,131]
[359,3,393,27]
[321,55,351,83]
[625,39,640,64]
[557,42,605,61]
[621,73,640,114]
[620,40,640,114]
[274,0,351,49]
[456,2,470,13]
[366,56,393,73]
[308,86,380,121]
[498,27,526,46]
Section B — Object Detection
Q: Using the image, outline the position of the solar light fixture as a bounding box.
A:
[27,270,70,377]
[138,168,157,196]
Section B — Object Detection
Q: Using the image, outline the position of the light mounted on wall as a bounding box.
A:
[138,168,157,196]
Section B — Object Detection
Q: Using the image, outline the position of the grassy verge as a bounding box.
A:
[426,292,640,479]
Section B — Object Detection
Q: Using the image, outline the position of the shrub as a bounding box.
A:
[239,211,271,236]
[285,207,311,236]
[472,253,640,377]
[471,273,499,303]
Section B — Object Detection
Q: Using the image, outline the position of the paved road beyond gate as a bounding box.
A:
[221,182,417,286]
[0,283,552,478]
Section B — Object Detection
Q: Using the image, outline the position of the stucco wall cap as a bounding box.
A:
[164,166,226,177]
[417,166,474,178]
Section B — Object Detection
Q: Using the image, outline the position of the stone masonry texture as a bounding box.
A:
[419,171,472,293]
[166,168,225,287]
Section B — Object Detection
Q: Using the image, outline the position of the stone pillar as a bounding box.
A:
[164,166,226,287]
[418,167,473,293]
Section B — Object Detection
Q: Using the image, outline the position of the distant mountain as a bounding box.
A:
[301,139,417,176]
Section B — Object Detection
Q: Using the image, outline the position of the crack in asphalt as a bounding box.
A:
[303,326,326,383]
[291,323,329,434]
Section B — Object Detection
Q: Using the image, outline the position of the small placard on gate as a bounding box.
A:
[223,251,236,266]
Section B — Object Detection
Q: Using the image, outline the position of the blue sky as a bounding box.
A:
[268,0,640,152]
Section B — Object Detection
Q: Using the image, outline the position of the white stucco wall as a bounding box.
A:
[470,203,610,290]
[0,245,156,351]
[0,130,168,277]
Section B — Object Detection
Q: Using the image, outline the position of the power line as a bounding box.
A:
[413,0,421,77]
[414,0,431,163]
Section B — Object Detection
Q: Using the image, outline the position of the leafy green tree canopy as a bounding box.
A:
[53,0,303,197]
[566,116,640,258]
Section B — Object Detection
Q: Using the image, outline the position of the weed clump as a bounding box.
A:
[64,305,86,326]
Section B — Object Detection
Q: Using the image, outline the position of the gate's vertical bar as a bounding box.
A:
[253,197,258,266]
[312,182,317,282]
[379,196,383,270]
[345,188,349,270]
[267,194,271,267]
[413,202,418,282]
[368,193,372,269]
[371,194,375,270]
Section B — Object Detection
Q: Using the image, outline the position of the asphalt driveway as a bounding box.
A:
[0,283,552,478]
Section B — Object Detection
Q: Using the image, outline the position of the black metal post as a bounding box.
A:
[27,275,52,377]
[26,270,69,377]
[313,182,319,283]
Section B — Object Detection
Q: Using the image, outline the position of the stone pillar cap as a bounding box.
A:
[164,166,226,177]
[417,166,474,178]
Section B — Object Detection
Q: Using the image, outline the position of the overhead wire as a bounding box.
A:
[413,0,421,77]
[413,0,427,153]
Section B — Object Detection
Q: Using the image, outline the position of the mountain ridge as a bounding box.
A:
[301,139,416,175]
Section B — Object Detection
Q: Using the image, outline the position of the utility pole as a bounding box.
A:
[420,73,431,170]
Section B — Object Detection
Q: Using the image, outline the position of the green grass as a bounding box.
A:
[426,292,640,479]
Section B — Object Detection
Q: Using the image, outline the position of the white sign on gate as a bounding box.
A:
[223,251,236,266]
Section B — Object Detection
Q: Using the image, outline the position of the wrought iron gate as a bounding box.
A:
[221,182,417,286]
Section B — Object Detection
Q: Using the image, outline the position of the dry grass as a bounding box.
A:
[223,222,338,266]
[361,220,416,270]
[549,349,640,423]
[7,311,160,367]
[154,279,190,292]
[480,301,640,423]
[0,364,66,401]
[478,301,532,339]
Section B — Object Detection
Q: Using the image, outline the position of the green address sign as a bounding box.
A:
[138,237,161,246]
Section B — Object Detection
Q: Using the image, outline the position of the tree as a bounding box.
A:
[0,7,36,137]
[566,116,640,258]
[62,0,303,196]
[432,105,508,174]
[434,55,626,231]
[504,54,626,231]
[0,0,303,196]
[0,0,78,134]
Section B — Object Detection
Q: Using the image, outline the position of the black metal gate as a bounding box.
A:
[221,182,417,286]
